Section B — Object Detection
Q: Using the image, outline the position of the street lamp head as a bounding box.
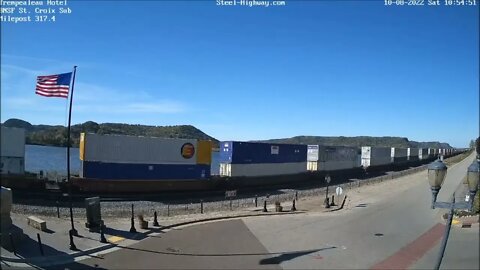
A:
[427,159,448,191]
[466,159,479,194]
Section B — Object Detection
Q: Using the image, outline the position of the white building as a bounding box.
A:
[1,127,26,175]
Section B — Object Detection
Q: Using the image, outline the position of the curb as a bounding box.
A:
[0,209,305,267]
[452,215,479,228]
[153,209,306,231]
[441,214,479,228]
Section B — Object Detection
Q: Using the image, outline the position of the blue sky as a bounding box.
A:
[1,0,478,147]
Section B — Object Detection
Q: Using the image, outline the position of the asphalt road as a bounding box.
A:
[242,153,477,269]
[45,219,283,270]
[37,153,479,269]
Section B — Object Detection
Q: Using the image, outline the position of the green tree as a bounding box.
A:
[470,140,475,149]
[476,137,480,155]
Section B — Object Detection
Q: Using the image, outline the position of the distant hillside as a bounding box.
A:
[256,136,453,149]
[2,118,219,148]
[2,118,454,149]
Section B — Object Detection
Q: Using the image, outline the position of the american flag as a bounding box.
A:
[35,72,72,98]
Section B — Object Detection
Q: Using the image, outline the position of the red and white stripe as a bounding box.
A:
[35,75,69,98]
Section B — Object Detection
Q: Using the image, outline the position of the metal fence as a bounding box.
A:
[14,154,471,219]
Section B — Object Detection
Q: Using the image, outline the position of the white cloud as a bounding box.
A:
[73,82,188,114]
[3,97,36,106]
[1,64,46,76]
[1,54,63,64]
[74,100,186,114]
[1,62,190,126]
[74,82,150,102]
[125,101,185,114]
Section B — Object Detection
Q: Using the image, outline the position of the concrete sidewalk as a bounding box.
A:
[1,200,312,267]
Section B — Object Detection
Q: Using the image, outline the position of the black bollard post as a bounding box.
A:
[263,200,267,212]
[324,197,330,208]
[56,200,60,218]
[229,199,232,210]
[330,195,336,206]
[295,191,298,201]
[340,195,347,209]
[200,200,204,214]
[9,233,16,255]
[37,233,44,256]
[69,230,77,251]
[291,199,296,211]
[129,204,137,233]
[153,211,160,227]
[100,225,107,243]
[167,204,170,217]
[255,195,258,207]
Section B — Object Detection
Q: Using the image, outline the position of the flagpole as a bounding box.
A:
[67,66,78,237]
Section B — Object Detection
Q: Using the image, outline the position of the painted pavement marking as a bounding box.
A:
[107,236,125,243]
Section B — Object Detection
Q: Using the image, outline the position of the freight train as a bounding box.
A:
[67,133,462,193]
[0,127,464,193]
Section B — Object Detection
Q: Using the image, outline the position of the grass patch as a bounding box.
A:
[474,192,480,214]
[454,192,480,217]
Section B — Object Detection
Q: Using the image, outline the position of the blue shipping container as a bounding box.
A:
[82,161,210,180]
[219,141,307,164]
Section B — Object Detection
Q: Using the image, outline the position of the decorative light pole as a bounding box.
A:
[427,157,479,270]
[428,159,448,209]
[466,159,479,205]
[324,174,331,208]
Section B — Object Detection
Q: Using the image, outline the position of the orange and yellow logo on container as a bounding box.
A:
[181,143,195,159]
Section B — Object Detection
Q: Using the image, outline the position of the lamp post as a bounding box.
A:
[324,174,331,208]
[466,159,479,205]
[427,158,479,270]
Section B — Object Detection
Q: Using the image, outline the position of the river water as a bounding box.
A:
[25,145,220,175]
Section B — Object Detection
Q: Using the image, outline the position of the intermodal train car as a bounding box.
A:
[307,145,360,172]
[73,133,215,193]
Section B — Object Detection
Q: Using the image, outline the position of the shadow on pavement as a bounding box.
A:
[42,229,56,234]
[259,246,337,265]
[2,227,67,258]
[116,245,335,258]
[1,227,106,270]
[41,261,108,270]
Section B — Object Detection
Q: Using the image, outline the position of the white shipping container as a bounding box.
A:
[391,148,408,158]
[307,145,319,162]
[0,156,25,175]
[361,147,391,167]
[307,145,360,171]
[220,162,307,177]
[418,148,428,160]
[83,133,198,164]
[407,148,419,160]
[307,161,318,171]
[407,148,418,157]
[0,127,25,158]
[318,146,359,162]
[317,160,360,171]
